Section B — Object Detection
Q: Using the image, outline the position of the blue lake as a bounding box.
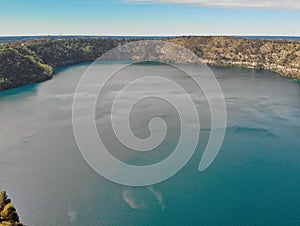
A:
[0,63,299,225]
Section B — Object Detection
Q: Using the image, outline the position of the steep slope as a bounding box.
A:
[0,38,124,90]
[168,36,300,80]
[0,47,53,90]
[0,36,300,91]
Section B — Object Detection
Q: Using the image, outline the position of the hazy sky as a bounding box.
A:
[0,0,299,36]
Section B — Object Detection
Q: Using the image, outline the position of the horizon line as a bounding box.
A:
[1,34,300,38]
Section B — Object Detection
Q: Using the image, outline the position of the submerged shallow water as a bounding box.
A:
[0,63,299,225]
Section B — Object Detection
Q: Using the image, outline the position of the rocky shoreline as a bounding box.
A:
[0,36,299,91]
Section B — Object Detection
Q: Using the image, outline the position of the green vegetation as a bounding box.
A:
[294,73,300,81]
[26,55,36,64]
[168,36,300,80]
[26,55,53,76]
[0,43,57,90]
[0,191,23,226]
[37,62,53,76]
[0,36,299,91]
[82,45,92,53]
[0,49,5,55]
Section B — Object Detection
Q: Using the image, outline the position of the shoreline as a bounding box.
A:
[0,36,299,91]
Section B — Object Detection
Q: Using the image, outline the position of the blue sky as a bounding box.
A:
[0,0,300,36]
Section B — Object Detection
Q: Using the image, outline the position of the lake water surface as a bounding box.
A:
[0,63,299,225]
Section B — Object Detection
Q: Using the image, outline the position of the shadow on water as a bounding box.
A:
[229,125,277,138]
[211,66,295,82]
[53,61,94,74]
[0,83,40,100]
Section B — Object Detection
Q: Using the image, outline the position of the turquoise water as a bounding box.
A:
[0,63,299,225]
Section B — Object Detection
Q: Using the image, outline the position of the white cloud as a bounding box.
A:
[132,0,300,10]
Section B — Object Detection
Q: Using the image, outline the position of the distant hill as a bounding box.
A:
[0,35,172,43]
[0,36,299,90]
[1,35,299,43]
